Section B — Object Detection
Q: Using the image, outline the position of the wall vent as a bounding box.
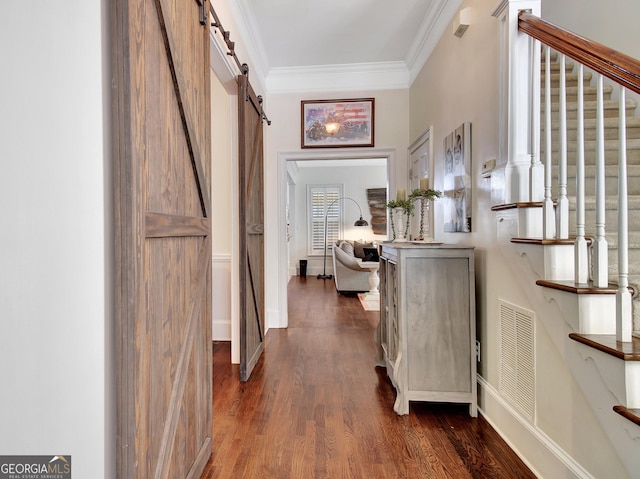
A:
[499,300,536,422]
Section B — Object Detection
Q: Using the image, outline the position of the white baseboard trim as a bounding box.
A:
[267,308,285,329]
[212,319,230,341]
[478,375,594,479]
[211,254,232,341]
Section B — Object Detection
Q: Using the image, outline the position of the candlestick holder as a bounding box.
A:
[408,188,442,242]
[416,196,428,241]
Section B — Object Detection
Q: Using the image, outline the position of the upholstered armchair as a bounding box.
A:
[331,242,371,293]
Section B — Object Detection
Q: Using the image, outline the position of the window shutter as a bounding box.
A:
[308,186,343,256]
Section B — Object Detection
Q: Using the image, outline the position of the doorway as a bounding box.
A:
[277,149,397,328]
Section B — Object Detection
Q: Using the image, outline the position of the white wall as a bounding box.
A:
[543,0,640,59]
[409,0,630,477]
[0,1,113,477]
[541,0,640,108]
[289,162,387,276]
[211,71,234,342]
[265,89,409,328]
[211,75,234,255]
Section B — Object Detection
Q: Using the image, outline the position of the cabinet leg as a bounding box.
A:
[394,394,409,415]
[374,320,385,367]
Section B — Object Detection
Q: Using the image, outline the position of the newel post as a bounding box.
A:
[492,0,542,204]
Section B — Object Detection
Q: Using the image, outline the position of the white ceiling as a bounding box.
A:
[233,0,464,92]
[244,0,433,68]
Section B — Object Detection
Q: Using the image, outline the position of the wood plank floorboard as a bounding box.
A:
[201,276,535,479]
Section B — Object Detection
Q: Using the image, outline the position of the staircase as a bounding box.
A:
[490,8,640,476]
[494,46,640,477]
[541,52,640,338]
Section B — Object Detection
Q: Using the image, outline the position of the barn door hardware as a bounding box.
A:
[199,0,207,26]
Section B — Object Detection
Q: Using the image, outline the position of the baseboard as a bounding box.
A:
[478,375,594,479]
[267,308,285,329]
[211,255,232,341]
[212,319,230,341]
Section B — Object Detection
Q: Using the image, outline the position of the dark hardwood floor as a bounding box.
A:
[201,276,536,478]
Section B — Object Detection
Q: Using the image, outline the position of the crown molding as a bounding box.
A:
[225,0,270,90]
[237,0,460,94]
[406,0,463,85]
[265,61,410,94]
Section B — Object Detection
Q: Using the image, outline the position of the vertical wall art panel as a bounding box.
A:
[443,123,472,232]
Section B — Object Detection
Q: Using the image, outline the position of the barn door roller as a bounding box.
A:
[199,0,207,26]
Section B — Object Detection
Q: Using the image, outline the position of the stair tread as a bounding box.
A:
[544,117,640,129]
[543,85,613,94]
[553,164,640,176]
[510,234,640,254]
[602,231,640,249]
[543,99,638,111]
[567,195,640,208]
[613,405,640,427]
[490,202,543,211]
[545,72,593,79]
[536,279,620,294]
[543,138,640,150]
[511,237,577,246]
[569,333,640,361]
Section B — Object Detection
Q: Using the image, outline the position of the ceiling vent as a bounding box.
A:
[453,7,472,38]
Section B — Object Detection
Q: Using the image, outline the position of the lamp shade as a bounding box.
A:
[354,216,368,227]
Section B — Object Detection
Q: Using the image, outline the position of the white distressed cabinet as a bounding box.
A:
[376,244,477,416]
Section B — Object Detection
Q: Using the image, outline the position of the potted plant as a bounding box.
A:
[384,198,414,242]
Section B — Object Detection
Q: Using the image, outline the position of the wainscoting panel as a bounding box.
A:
[212,254,232,340]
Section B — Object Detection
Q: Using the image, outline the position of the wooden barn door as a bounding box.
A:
[238,74,265,382]
[112,0,212,477]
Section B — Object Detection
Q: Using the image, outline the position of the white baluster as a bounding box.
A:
[556,54,569,239]
[575,64,588,284]
[543,46,555,239]
[617,86,632,342]
[592,74,608,287]
[530,40,543,202]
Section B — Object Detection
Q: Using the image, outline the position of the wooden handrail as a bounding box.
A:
[518,12,640,96]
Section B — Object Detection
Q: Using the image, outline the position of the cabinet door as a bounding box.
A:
[379,258,388,351]
[388,260,399,362]
[406,257,471,392]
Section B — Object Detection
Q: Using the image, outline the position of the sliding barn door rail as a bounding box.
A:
[208,3,271,125]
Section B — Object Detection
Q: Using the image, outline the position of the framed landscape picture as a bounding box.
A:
[301,98,374,148]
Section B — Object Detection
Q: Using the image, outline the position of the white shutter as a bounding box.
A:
[308,185,343,256]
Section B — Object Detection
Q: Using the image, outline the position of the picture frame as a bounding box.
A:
[443,122,472,232]
[301,98,374,148]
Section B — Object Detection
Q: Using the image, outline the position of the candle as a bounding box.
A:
[420,178,429,191]
[396,189,406,201]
